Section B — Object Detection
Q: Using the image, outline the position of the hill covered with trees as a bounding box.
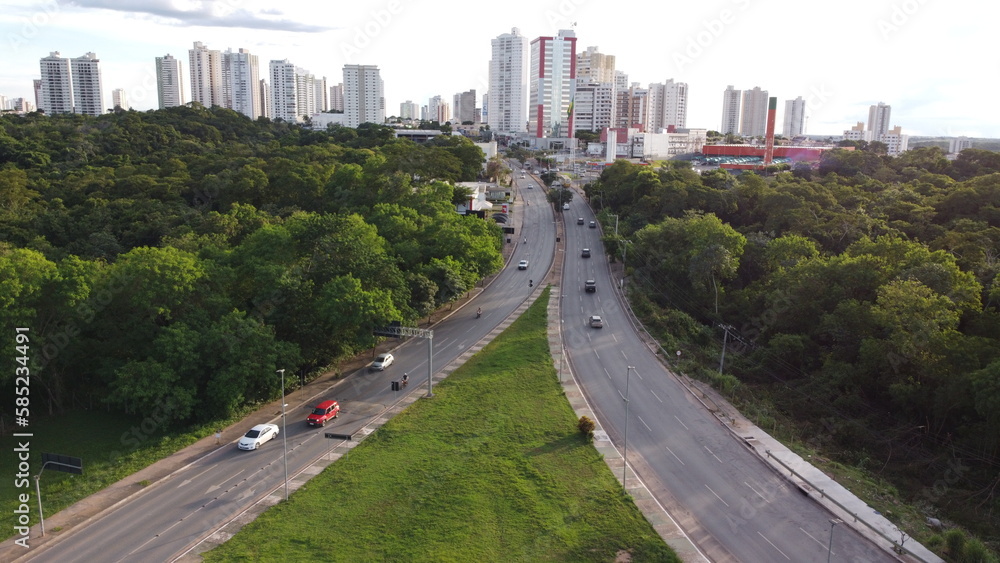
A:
[0,106,501,425]
[585,147,1000,552]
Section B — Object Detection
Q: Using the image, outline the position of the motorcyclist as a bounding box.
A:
[402,372,409,385]
[476,307,482,318]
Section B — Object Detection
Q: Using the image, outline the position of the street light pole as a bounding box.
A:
[278,368,288,501]
[622,366,634,487]
[827,518,843,562]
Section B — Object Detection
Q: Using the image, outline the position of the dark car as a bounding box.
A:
[585,280,596,293]
[589,221,597,228]
[577,217,585,225]
[581,248,591,258]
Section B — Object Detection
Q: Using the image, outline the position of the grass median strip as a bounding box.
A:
[204,288,678,562]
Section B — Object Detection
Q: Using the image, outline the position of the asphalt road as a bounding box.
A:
[26,175,555,563]
[559,190,894,562]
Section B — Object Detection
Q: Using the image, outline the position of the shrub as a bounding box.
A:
[578,416,596,441]
[945,528,966,559]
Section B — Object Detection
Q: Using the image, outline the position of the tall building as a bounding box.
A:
[314,76,328,112]
[427,95,443,123]
[488,27,529,134]
[189,42,223,108]
[342,64,384,128]
[740,86,768,137]
[329,83,344,112]
[453,89,477,123]
[112,88,127,110]
[295,68,319,117]
[400,100,419,120]
[529,29,577,138]
[949,136,973,154]
[269,59,298,121]
[223,48,262,119]
[576,46,615,83]
[843,122,868,142]
[573,82,616,132]
[721,85,741,135]
[259,79,271,119]
[32,79,42,112]
[616,83,649,130]
[38,51,104,116]
[868,102,891,138]
[783,96,805,138]
[155,54,185,109]
[880,125,908,155]
[648,79,687,131]
[38,52,74,114]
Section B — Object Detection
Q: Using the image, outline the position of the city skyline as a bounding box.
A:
[1,0,997,137]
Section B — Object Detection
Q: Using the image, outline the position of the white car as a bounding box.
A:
[518,260,529,270]
[369,352,394,371]
[238,424,279,450]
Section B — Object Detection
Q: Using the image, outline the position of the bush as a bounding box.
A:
[962,537,997,563]
[578,416,596,441]
[945,528,966,559]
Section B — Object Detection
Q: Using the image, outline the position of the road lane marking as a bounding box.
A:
[604,368,611,380]
[612,333,619,343]
[704,445,723,463]
[650,390,663,403]
[744,481,769,503]
[594,348,600,359]
[758,531,791,560]
[705,484,729,507]
[799,527,829,552]
[620,349,629,361]
[638,416,651,432]
[177,466,215,488]
[674,415,689,430]
[665,445,685,465]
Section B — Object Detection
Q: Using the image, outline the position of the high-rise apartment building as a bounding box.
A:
[868,102,891,138]
[38,51,104,116]
[880,125,909,156]
[453,89,477,123]
[576,46,615,84]
[615,83,649,130]
[329,83,344,112]
[740,86,768,137]
[721,85,741,135]
[400,100,419,120]
[529,29,577,138]
[342,64,385,128]
[259,79,271,120]
[783,96,805,137]
[314,76,328,112]
[427,95,443,123]
[648,79,687,131]
[269,60,298,122]
[112,88,127,110]
[38,52,74,114]
[155,54,185,109]
[949,136,973,154]
[223,48,262,119]
[573,82,616,132]
[296,69,319,117]
[488,28,529,134]
[189,42,223,108]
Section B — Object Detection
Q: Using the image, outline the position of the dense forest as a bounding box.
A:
[585,147,1000,546]
[0,106,502,425]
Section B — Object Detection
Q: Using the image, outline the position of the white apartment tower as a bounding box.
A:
[529,29,577,138]
[296,69,318,117]
[721,85,741,135]
[70,53,104,116]
[314,76,328,112]
[329,83,344,112]
[488,28,529,134]
[783,96,806,138]
[949,136,973,154]
[38,52,74,114]
[223,48,262,119]
[400,100,419,120]
[427,95,443,123]
[112,88,127,110]
[573,82,616,132]
[269,60,298,122]
[342,64,385,128]
[453,89,477,123]
[189,42,223,108]
[868,102,891,138]
[648,79,688,131]
[881,125,909,156]
[740,86,768,137]
[155,54,185,109]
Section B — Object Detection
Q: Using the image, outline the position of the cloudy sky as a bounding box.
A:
[2,0,997,137]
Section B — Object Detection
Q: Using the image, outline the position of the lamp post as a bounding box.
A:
[621,240,632,292]
[827,518,843,562]
[622,365,634,487]
[278,368,288,501]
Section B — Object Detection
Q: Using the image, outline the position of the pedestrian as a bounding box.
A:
[215,429,222,444]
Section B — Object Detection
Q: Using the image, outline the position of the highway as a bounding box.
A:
[24,174,554,563]
[559,185,893,562]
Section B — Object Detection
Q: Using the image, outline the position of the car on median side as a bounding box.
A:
[589,315,604,328]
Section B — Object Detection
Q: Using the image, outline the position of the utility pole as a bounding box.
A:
[718,324,733,374]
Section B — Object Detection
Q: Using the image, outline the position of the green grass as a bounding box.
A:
[204,289,678,562]
[1,408,230,536]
